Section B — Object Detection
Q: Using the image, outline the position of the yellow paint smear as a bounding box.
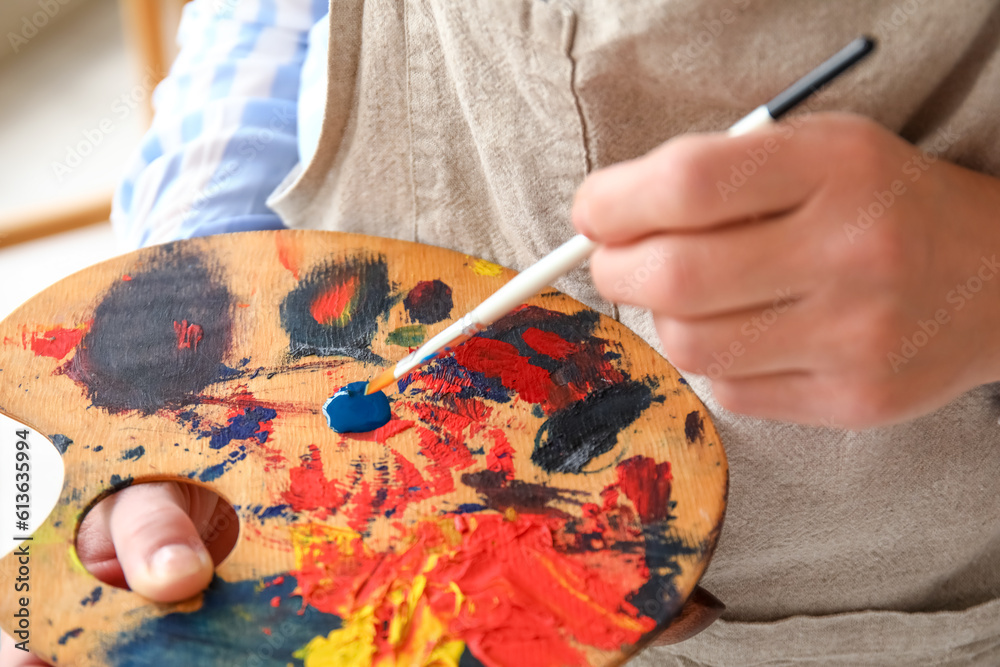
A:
[469,258,503,277]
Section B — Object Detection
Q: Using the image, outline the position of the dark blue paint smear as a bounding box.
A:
[50,434,73,455]
[120,445,146,461]
[58,628,83,645]
[626,522,700,622]
[208,406,277,449]
[323,381,391,433]
[80,586,102,606]
[108,576,340,667]
[67,244,234,415]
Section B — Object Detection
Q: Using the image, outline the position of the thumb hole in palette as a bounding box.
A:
[75,480,240,591]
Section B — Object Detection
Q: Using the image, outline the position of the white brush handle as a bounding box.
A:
[391,107,777,381]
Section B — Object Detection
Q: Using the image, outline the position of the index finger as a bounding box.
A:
[573,118,830,245]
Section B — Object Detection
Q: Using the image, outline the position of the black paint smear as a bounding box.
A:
[461,469,587,515]
[532,381,654,474]
[484,305,601,363]
[120,446,146,461]
[685,410,704,443]
[403,279,453,324]
[482,306,625,403]
[68,246,234,414]
[57,628,83,645]
[459,649,487,667]
[50,434,73,455]
[279,255,393,363]
[626,523,700,622]
[109,474,134,489]
[80,586,102,607]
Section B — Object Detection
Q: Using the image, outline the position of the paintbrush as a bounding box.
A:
[365,35,875,396]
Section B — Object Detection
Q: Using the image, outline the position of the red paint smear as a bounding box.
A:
[344,480,378,532]
[310,276,358,325]
[486,428,515,480]
[275,232,301,280]
[122,274,132,281]
[417,426,475,472]
[282,445,347,516]
[383,450,435,515]
[615,456,673,523]
[173,319,204,351]
[410,398,490,438]
[29,326,84,360]
[292,511,655,667]
[522,327,578,360]
[453,337,552,404]
[345,419,415,443]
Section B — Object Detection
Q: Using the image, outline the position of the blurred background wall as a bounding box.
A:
[0,0,184,318]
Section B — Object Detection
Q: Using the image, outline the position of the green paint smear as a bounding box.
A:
[387,324,426,347]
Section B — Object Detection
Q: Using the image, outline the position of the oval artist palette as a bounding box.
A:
[0,231,726,666]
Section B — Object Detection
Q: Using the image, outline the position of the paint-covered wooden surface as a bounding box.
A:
[0,230,727,666]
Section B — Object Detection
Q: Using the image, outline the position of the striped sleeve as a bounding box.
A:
[111,0,329,249]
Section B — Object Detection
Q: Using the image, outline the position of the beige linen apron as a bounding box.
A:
[269,1,1000,663]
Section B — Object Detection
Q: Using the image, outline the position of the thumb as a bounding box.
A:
[105,482,216,602]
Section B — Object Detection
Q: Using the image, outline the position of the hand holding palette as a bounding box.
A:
[0,231,726,666]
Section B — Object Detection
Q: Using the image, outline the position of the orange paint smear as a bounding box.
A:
[291,511,655,667]
[310,276,359,325]
[275,231,302,280]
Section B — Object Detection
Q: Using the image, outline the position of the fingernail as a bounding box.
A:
[149,544,211,582]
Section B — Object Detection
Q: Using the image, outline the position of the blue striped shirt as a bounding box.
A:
[111,0,329,248]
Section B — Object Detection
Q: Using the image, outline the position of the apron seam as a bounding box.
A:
[560,5,591,177]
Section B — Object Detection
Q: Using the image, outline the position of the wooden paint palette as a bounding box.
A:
[0,231,726,666]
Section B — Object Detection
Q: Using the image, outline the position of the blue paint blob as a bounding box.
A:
[323,381,391,433]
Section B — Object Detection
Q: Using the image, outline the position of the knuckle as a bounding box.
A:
[836,380,899,429]
[659,322,707,372]
[710,380,745,413]
[654,136,717,214]
[650,251,699,313]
